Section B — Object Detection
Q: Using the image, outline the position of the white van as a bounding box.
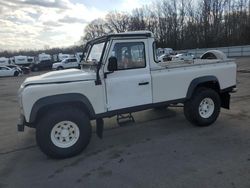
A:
[13,56,29,66]
[0,57,9,66]
[38,53,51,62]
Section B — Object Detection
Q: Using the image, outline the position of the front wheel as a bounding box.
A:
[14,71,19,76]
[184,88,221,126]
[57,66,63,70]
[36,106,92,158]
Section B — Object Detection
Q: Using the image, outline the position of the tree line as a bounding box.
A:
[82,0,250,50]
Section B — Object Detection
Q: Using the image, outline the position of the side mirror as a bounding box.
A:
[107,56,118,72]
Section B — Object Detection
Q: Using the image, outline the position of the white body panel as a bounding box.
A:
[151,61,236,103]
[18,31,237,124]
[20,69,106,122]
[105,68,152,110]
[104,39,152,110]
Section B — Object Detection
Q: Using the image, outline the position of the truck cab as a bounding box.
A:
[17,31,237,158]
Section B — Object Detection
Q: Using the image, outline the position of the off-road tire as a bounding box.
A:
[184,87,221,126]
[36,106,92,158]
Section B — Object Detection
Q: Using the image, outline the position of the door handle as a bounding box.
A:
[138,82,149,86]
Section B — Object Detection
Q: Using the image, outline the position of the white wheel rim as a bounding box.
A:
[198,98,215,118]
[50,121,80,148]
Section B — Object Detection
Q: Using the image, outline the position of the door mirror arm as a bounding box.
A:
[104,71,114,78]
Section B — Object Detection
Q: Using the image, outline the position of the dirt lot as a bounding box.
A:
[0,58,250,188]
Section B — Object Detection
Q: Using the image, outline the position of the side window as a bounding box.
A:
[111,42,146,70]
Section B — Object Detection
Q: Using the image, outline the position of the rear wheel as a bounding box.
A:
[184,87,221,126]
[36,106,92,158]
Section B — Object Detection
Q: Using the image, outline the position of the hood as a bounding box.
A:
[23,69,96,86]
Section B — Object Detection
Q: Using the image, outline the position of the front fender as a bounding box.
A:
[29,93,96,123]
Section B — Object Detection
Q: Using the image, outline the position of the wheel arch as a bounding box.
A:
[186,76,220,99]
[30,93,96,126]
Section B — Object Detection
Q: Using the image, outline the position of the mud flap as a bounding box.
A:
[96,118,104,139]
[221,92,230,109]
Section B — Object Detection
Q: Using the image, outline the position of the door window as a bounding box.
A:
[110,42,146,70]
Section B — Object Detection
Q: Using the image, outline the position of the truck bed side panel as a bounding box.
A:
[151,62,236,103]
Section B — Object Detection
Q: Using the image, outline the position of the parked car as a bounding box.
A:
[30,59,53,71]
[172,53,195,61]
[158,54,172,62]
[20,66,30,74]
[6,65,23,74]
[0,66,20,77]
[52,58,79,70]
[17,31,237,158]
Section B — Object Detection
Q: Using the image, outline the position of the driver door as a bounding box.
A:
[104,39,152,111]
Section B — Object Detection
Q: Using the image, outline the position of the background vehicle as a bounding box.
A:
[30,59,53,71]
[27,56,35,64]
[52,58,79,70]
[37,53,51,62]
[157,48,173,56]
[172,53,195,61]
[0,57,10,66]
[17,31,237,158]
[12,56,31,66]
[158,54,172,62]
[6,65,23,74]
[0,66,20,77]
[20,66,30,74]
[58,53,74,62]
[8,65,30,74]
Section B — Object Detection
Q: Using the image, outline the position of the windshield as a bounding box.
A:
[86,42,105,63]
[81,41,106,72]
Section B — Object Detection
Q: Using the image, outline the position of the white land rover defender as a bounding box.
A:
[17,31,237,158]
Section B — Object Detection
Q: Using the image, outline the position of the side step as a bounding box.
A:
[117,113,135,125]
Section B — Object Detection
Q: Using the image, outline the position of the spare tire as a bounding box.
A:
[201,50,227,60]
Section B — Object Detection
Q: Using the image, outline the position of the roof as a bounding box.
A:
[88,30,154,45]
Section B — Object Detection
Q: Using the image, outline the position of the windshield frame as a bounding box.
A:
[86,41,106,64]
[81,36,109,67]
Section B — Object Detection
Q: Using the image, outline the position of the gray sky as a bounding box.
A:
[0,0,152,51]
